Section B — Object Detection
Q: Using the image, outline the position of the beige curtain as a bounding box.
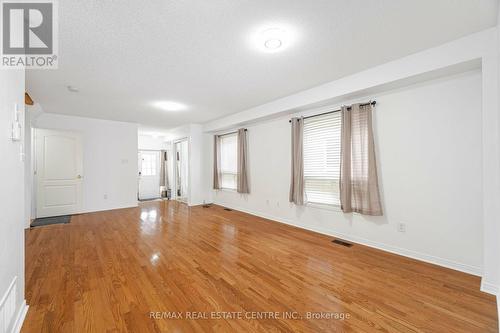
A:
[159,150,169,197]
[289,117,304,205]
[237,129,249,193]
[159,150,169,185]
[213,135,221,190]
[340,103,382,215]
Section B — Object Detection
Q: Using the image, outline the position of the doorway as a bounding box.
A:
[35,129,83,218]
[174,139,189,203]
[138,150,161,200]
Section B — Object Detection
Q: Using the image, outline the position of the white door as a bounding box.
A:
[138,151,161,200]
[36,129,83,218]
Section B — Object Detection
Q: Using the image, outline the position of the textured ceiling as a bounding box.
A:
[26,0,498,132]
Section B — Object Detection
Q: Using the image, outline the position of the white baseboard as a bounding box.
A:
[11,300,28,333]
[33,203,139,220]
[79,202,138,215]
[215,201,484,277]
[480,280,499,295]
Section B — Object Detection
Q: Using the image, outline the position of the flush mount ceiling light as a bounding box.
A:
[264,38,282,50]
[250,24,297,53]
[152,100,187,112]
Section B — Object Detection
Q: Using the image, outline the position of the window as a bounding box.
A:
[141,152,157,176]
[303,111,341,206]
[219,133,237,190]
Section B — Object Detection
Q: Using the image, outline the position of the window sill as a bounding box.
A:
[217,188,237,193]
[306,202,342,212]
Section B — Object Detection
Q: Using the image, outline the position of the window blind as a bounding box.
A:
[303,111,341,206]
[219,133,237,189]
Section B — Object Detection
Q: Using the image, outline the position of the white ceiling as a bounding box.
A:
[27,0,498,132]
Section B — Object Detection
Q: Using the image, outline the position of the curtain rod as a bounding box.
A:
[217,128,247,137]
[288,101,376,123]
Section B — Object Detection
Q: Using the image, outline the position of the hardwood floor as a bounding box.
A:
[23,201,497,332]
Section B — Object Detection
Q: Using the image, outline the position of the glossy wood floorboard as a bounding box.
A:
[23,201,497,332]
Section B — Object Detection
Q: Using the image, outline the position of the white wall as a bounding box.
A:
[138,134,169,151]
[0,68,27,331]
[481,25,500,296]
[33,113,138,214]
[212,71,484,275]
[188,124,211,206]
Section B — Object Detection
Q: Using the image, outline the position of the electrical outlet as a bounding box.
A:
[104,194,108,200]
[397,222,406,233]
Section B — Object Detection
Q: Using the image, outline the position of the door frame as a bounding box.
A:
[173,137,189,203]
[34,128,83,218]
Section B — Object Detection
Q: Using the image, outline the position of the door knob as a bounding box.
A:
[76,175,82,179]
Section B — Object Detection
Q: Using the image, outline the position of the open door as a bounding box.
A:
[35,129,83,218]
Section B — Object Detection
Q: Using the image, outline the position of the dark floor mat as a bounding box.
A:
[31,215,71,227]
[138,198,160,202]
